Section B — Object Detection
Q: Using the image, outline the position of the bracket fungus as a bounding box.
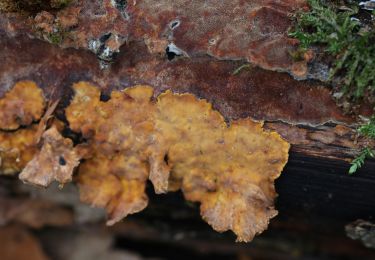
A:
[0,80,290,242]
[65,82,290,242]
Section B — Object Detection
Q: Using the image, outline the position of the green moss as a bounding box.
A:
[47,31,64,45]
[289,0,375,100]
[359,115,375,139]
[45,24,71,45]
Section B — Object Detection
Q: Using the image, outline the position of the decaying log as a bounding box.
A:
[1,0,375,259]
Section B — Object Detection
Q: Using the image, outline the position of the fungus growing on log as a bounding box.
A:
[65,82,290,242]
[1,80,290,242]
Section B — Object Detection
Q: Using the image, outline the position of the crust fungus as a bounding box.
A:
[65,82,290,242]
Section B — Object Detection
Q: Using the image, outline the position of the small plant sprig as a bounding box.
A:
[349,147,374,174]
[349,115,375,173]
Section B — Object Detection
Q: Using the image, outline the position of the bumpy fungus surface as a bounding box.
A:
[0,81,46,175]
[65,82,290,242]
[0,126,39,175]
[0,81,45,130]
[66,82,155,225]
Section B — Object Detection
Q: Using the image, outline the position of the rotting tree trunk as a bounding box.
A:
[1,0,375,259]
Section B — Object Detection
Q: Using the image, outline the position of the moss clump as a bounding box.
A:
[47,29,66,45]
[359,115,375,139]
[47,31,61,44]
[289,0,375,101]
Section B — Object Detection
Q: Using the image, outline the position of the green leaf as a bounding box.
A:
[349,148,375,174]
[349,163,358,175]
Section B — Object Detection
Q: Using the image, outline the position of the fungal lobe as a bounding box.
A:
[65,82,290,242]
[0,81,45,175]
[0,81,45,130]
[66,82,154,224]
[0,126,39,175]
[19,127,82,187]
